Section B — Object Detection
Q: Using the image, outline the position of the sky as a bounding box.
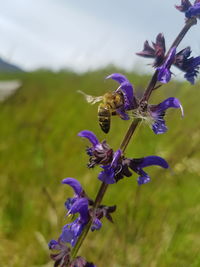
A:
[1,0,200,73]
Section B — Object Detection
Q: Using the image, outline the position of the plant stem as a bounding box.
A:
[120,118,141,152]
[69,17,197,264]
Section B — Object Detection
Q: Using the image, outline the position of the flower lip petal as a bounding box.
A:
[154,97,184,117]
[118,82,135,109]
[137,174,151,185]
[48,239,59,250]
[138,156,169,169]
[157,67,171,83]
[105,73,129,84]
[78,130,99,147]
[62,178,83,196]
[116,108,130,120]
[69,198,89,222]
[98,166,116,184]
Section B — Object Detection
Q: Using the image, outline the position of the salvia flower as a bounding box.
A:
[78,130,113,168]
[48,239,71,267]
[48,240,96,267]
[143,97,184,134]
[57,177,116,246]
[71,257,96,267]
[137,33,200,84]
[99,150,169,185]
[79,130,169,185]
[61,179,90,246]
[174,46,200,84]
[175,0,200,19]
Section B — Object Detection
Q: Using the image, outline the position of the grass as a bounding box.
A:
[0,68,200,266]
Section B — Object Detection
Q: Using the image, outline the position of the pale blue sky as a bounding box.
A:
[0,0,200,73]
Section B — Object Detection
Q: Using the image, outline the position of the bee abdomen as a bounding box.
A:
[98,104,111,134]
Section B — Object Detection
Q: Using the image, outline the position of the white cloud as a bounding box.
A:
[0,0,199,72]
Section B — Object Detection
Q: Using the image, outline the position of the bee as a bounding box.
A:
[78,90,124,133]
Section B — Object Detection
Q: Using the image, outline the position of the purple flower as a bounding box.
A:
[176,0,200,19]
[98,152,169,185]
[137,34,200,84]
[61,178,90,246]
[106,73,138,115]
[62,177,85,211]
[98,149,122,184]
[60,176,116,245]
[98,150,169,185]
[78,130,113,168]
[79,130,169,185]
[71,256,96,267]
[128,156,169,185]
[137,36,176,84]
[90,205,116,231]
[157,48,176,83]
[149,97,184,134]
[174,47,200,84]
[48,238,71,267]
[48,240,96,267]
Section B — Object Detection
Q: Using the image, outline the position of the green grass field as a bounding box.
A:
[0,69,200,267]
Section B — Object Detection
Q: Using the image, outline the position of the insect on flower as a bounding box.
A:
[78,90,124,133]
[78,73,138,133]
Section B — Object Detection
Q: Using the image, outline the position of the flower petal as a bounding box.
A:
[78,130,99,147]
[186,2,200,18]
[118,82,135,109]
[105,73,129,84]
[153,97,184,116]
[111,149,122,168]
[98,166,116,184]
[48,240,59,250]
[136,40,156,58]
[175,0,192,12]
[152,119,168,134]
[91,218,102,231]
[116,108,130,120]
[157,47,176,83]
[106,73,136,109]
[150,97,183,134]
[138,156,169,169]
[62,177,83,196]
[70,198,89,223]
[137,172,151,185]
[174,47,200,84]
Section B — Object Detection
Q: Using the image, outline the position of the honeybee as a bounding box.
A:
[78,90,124,133]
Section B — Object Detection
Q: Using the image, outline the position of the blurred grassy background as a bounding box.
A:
[0,68,200,267]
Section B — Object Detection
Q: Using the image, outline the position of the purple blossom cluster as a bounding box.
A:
[137,33,200,84]
[49,2,200,266]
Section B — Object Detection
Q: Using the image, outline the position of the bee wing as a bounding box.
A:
[77,90,103,105]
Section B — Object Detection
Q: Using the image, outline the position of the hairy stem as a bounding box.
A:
[120,118,141,152]
[69,17,197,264]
